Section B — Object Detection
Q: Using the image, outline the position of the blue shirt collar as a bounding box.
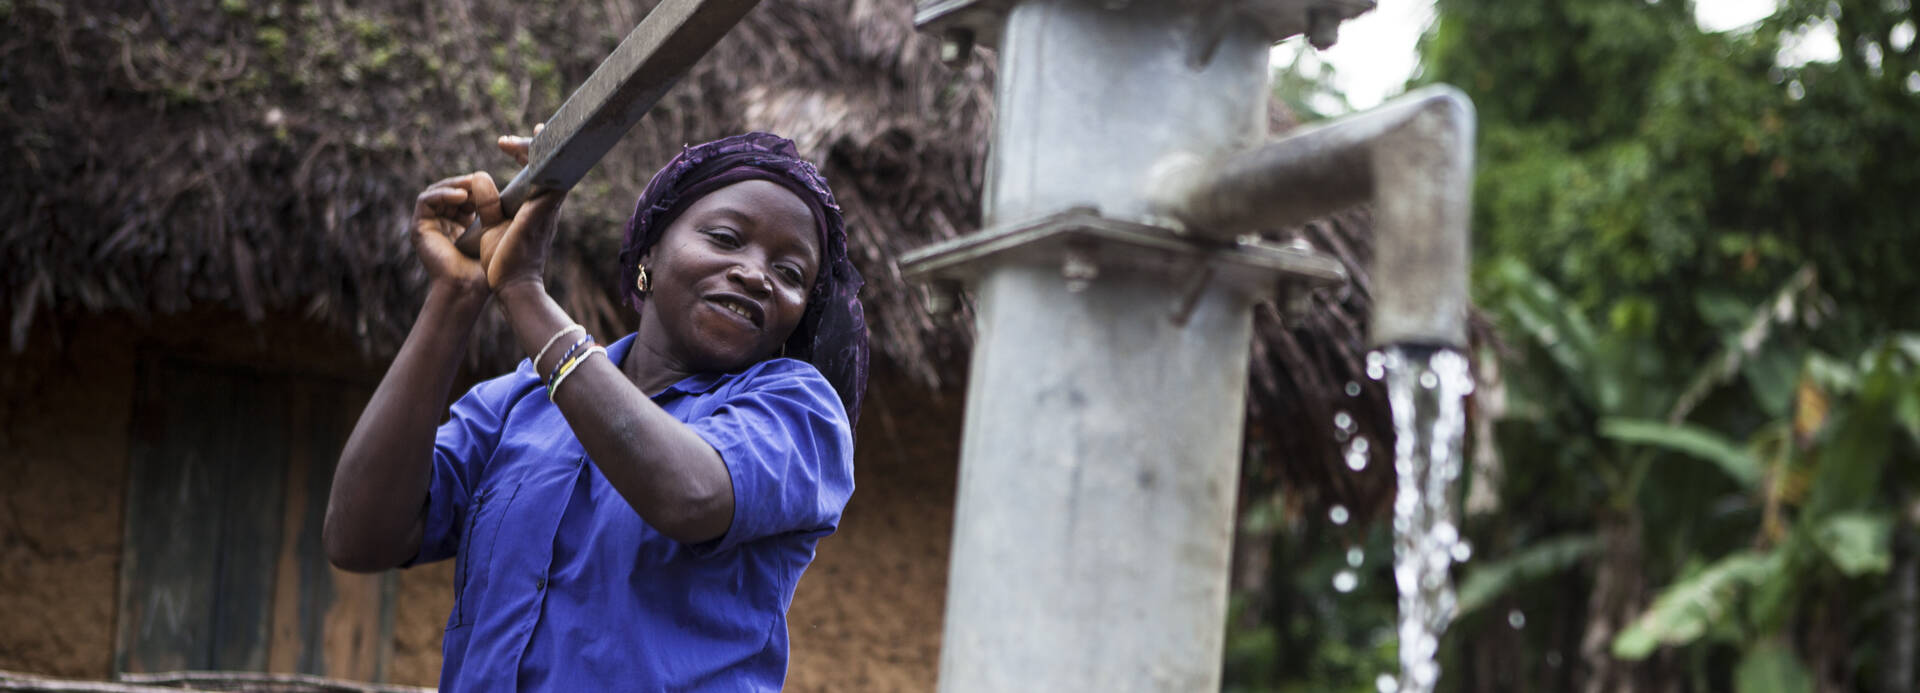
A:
[603,333,737,398]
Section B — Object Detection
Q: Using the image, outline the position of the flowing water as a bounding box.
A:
[1369,345,1475,693]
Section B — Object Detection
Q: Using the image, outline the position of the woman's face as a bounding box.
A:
[639,179,821,372]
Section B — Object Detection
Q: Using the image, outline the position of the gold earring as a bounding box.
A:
[635,266,650,293]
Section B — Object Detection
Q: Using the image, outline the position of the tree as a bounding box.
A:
[1418,0,1920,691]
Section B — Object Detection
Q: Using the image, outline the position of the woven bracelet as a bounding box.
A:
[533,324,585,372]
[547,335,593,386]
[548,346,607,400]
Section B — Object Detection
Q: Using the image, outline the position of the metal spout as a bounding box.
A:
[1150,85,1476,348]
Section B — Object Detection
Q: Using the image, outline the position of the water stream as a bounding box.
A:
[1370,345,1475,693]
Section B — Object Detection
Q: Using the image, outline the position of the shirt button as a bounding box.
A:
[536,578,547,590]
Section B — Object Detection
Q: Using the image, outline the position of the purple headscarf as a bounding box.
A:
[618,132,869,425]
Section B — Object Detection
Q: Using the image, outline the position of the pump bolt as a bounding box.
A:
[940,27,975,68]
[925,281,961,314]
[1307,7,1340,50]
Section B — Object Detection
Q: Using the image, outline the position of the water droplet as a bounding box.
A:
[1546,651,1563,667]
[1346,547,1365,566]
[1412,661,1440,686]
[1507,609,1526,629]
[1332,570,1357,593]
[1351,437,1369,454]
[1329,505,1350,525]
[1451,540,1473,563]
[1376,674,1398,693]
[1345,448,1368,471]
[1419,371,1439,389]
[1434,521,1457,544]
[1334,411,1353,430]
[1366,351,1386,380]
[1345,381,1362,396]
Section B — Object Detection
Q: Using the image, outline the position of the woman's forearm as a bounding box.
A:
[324,280,491,572]
[495,281,735,544]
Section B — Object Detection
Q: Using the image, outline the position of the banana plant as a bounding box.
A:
[1604,334,1919,690]
[1461,260,1917,690]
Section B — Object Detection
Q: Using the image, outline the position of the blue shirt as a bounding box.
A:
[414,333,855,691]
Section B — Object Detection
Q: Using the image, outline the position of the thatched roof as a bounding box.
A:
[1,0,1419,515]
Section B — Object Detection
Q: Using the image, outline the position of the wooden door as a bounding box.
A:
[116,357,393,680]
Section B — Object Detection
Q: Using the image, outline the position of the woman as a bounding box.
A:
[323,132,867,691]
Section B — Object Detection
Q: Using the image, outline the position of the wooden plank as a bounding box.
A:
[207,369,287,672]
[117,670,434,693]
[312,383,389,681]
[117,361,236,672]
[266,381,314,673]
[120,360,394,680]
[263,377,394,681]
[455,0,764,255]
[322,566,387,680]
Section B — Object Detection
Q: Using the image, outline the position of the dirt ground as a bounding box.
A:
[2,311,962,691]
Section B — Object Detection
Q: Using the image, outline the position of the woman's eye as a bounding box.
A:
[777,265,805,285]
[703,228,740,247]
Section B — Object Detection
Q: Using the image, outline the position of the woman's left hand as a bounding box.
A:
[480,125,571,294]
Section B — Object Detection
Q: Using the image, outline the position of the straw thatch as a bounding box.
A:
[0,0,1422,515]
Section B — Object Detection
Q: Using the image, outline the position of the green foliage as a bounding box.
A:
[1232,1,1919,688]
[1414,0,1920,687]
[1610,331,1917,669]
[1224,515,1401,692]
[1271,43,1353,122]
[256,26,289,59]
[1612,550,1779,660]
[1455,534,1598,616]
[1599,418,1760,488]
[1733,639,1815,693]
[1815,512,1892,577]
[1428,0,1919,338]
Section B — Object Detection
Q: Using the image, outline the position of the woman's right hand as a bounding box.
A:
[411,173,506,296]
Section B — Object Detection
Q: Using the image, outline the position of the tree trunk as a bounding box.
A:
[1578,511,1644,693]
[1884,510,1917,693]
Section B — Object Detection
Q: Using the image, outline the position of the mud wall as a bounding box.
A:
[0,310,390,679]
[0,315,136,677]
[388,562,455,686]
[785,376,962,692]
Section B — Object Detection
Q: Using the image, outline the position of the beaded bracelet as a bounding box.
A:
[548,346,607,400]
[546,334,594,385]
[546,338,596,399]
[533,324,585,373]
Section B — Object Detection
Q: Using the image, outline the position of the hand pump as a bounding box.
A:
[901,1,1474,690]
